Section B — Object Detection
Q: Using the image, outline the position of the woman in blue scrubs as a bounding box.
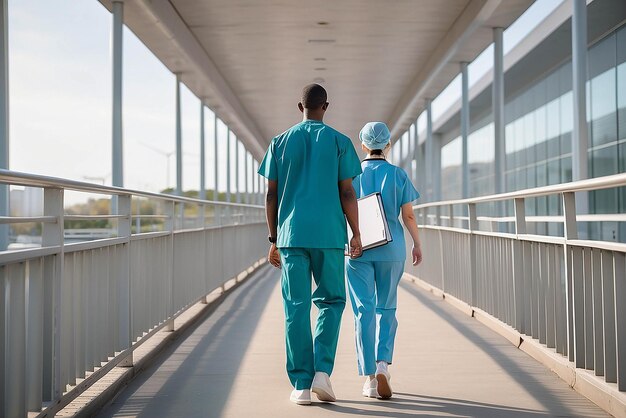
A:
[346,121,423,399]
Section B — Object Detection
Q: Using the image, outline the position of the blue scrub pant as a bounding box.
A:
[346,259,404,376]
[280,248,346,390]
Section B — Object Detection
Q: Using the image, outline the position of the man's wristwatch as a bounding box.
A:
[268,235,277,244]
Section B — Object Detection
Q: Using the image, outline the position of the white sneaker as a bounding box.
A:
[375,362,392,399]
[290,389,311,405]
[362,376,378,398]
[311,371,336,402]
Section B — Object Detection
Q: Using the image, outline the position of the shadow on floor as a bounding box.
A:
[319,392,553,417]
[397,281,605,418]
[97,265,279,418]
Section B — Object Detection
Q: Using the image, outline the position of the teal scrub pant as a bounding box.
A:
[346,259,404,376]
[280,248,346,390]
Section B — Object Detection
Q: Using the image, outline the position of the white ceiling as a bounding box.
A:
[100,0,533,159]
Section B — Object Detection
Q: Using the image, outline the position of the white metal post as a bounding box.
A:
[563,192,577,362]
[175,74,182,196]
[0,0,8,251]
[164,200,175,331]
[493,27,505,196]
[425,99,433,201]
[244,151,249,204]
[213,113,218,201]
[200,104,206,200]
[117,194,132,366]
[42,189,64,401]
[433,134,441,202]
[112,1,123,189]
[235,135,240,204]
[226,127,231,204]
[413,120,420,187]
[461,61,470,199]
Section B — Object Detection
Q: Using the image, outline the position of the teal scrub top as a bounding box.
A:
[258,120,362,249]
[352,159,420,261]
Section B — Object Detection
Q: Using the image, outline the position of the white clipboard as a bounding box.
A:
[346,192,393,254]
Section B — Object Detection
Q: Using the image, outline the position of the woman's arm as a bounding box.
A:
[401,202,422,266]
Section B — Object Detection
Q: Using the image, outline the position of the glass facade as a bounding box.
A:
[394,22,626,241]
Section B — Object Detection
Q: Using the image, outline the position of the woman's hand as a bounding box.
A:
[412,244,422,266]
[268,244,281,268]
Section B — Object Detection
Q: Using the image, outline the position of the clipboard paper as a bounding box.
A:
[346,192,393,254]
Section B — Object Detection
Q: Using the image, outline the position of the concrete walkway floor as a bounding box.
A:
[97,265,609,418]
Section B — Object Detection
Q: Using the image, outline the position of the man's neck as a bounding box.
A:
[302,110,324,122]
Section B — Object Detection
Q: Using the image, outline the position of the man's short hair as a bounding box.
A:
[301,84,327,109]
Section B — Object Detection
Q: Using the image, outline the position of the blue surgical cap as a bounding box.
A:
[359,122,390,150]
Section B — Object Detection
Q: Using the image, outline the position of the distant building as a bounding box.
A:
[10,186,43,216]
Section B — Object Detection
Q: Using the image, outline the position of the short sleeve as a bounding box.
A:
[400,172,420,205]
[258,140,278,181]
[338,137,362,181]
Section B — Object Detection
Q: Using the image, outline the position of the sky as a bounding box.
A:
[8,0,253,203]
[7,0,563,205]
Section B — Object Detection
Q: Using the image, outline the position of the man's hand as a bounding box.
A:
[412,244,422,266]
[268,243,281,268]
[349,234,363,259]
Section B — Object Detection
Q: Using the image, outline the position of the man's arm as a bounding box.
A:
[339,178,362,258]
[265,180,281,267]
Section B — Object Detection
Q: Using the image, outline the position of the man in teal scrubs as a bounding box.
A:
[258,84,362,405]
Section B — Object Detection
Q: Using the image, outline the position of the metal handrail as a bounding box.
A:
[413,172,626,208]
[0,169,267,418]
[406,171,626,403]
[0,169,264,209]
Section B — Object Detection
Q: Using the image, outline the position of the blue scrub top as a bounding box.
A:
[258,120,362,249]
[352,159,419,261]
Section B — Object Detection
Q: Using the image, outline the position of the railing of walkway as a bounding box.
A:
[406,172,626,395]
[0,170,267,418]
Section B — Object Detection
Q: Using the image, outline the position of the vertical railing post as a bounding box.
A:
[513,198,526,333]
[42,188,64,401]
[614,252,626,390]
[117,194,132,366]
[468,203,478,307]
[563,192,578,364]
[164,200,175,331]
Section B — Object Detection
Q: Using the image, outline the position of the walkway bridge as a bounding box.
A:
[1,0,626,417]
[1,170,625,418]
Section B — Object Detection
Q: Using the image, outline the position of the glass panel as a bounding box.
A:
[561,156,572,183]
[590,69,618,146]
[618,142,626,214]
[560,91,573,155]
[546,99,560,158]
[618,63,626,141]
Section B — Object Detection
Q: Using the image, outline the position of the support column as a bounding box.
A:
[413,119,420,187]
[425,99,433,201]
[235,135,240,204]
[461,61,470,199]
[0,0,9,252]
[226,127,231,203]
[213,113,218,200]
[200,104,206,200]
[493,27,505,196]
[572,0,589,222]
[400,132,406,171]
[112,1,123,189]
[175,74,182,196]
[244,151,249,204]
[434,134,442,202]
